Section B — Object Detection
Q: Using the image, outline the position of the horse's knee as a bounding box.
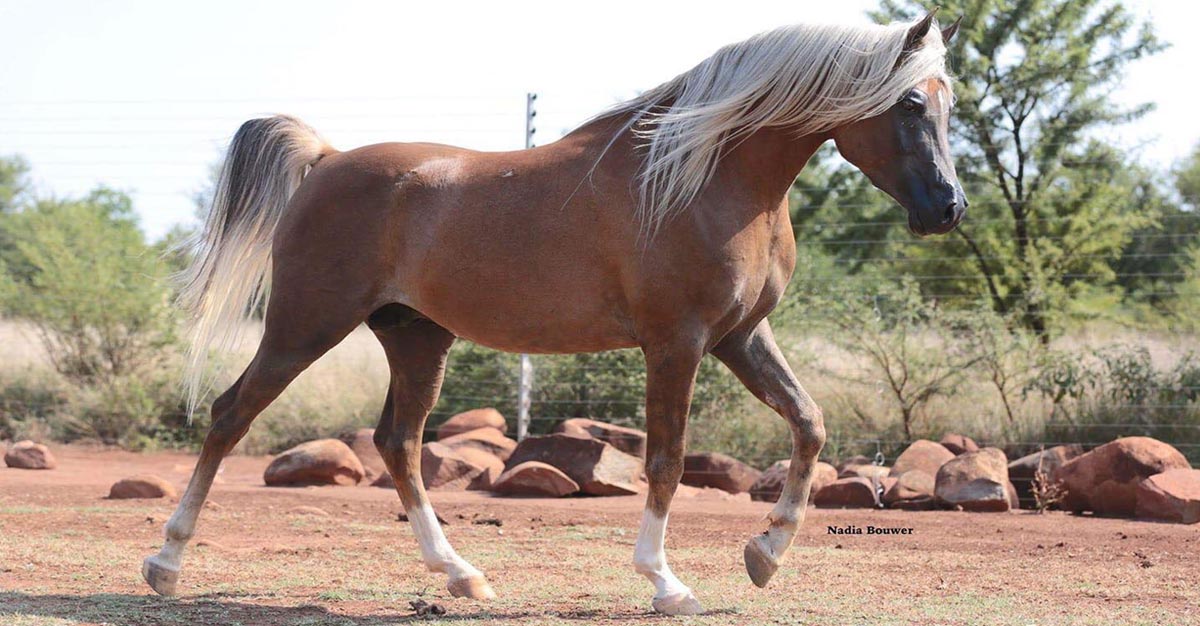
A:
[788,401,825,457]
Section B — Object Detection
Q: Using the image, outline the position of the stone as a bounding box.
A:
[813,477,878,508]
[437,408,507,440]
[422,442,484,490]
[681,452,762,494]
[506,433,643,496]
[883,469,936,510]
[1135,469,1200,524]
[554,417,647,458]
[340,428,387,482]
[263,439,365,486]
[455,447,506,491]
[1008,445,1083,507]
[749,460,837,503]
[108,475,177,499]
[4,440,56,470]
[940,433,980,456]
[491,461,580,497]
[890,440,954,477]
[1053,437,1190,517]
[838,463,891,482]
[439,427,517,462]
[836,455,873,473]
[934,448,1010,512]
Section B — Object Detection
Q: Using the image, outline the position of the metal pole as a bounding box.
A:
[516,93,537,441]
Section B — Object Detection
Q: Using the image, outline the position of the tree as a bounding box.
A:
[873,0,1165,338]
[0,155,32,214]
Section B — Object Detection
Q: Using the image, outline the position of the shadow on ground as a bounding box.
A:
[0,592,733,625]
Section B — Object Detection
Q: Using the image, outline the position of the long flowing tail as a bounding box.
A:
[178,115,334,417]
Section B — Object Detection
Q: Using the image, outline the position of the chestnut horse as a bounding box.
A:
[145,11,965,615]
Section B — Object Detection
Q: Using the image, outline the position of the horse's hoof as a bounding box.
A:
[447,575,497,600]
[142,555,179,597]
[652,590,703,616]
[744,534,779,588]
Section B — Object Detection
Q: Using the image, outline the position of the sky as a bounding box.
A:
[1,0,1197,240]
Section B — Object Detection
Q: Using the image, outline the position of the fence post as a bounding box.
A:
[516,92,538,441]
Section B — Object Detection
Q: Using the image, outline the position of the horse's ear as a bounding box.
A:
[904,7,940,51]
[941,15,963,44]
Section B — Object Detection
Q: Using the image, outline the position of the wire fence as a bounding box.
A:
[2,91,1198,483]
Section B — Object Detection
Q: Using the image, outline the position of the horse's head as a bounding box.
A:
[831,13,966,236]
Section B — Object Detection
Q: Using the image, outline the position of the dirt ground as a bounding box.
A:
[1,446,1197,626]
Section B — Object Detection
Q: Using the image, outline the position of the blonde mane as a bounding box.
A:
[607,18,952,234]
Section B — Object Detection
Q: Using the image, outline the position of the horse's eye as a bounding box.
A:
[900,93,926,114]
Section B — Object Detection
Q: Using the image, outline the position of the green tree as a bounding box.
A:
[872,0,1165,338]
[0,187,176,383]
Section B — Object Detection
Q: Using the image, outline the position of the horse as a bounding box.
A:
[143,10,966,615]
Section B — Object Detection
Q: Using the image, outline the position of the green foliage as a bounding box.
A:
[0,187,176,383]
[825,0,1176,337]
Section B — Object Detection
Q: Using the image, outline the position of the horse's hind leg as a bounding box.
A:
[142,301,363,596]
[370,309,496,600]
[712,318,826,588]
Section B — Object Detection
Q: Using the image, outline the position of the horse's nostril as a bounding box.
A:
[942,202,958,224]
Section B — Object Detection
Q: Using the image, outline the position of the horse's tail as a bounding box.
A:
[177,114,334,417]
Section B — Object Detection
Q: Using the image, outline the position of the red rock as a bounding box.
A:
[1007,445,1084,507]
[491,461,579,497]
[554,418,647,458]
[883,469,935,510]
[836,455,873,473]
[890,440,954,477]
[940,433,980,456]
[437,408,507,440]
[263,439,365,486]
[813,477,878,508]
[108,475,177,499]
[439,427,517,462]
[4,440,56,470]
[454,447,505,491]
[682,452,762,494]
[1053,437,1190,517]
[340,428,387,482]
[935,448,1010,512]
[749,460,837,503]
[421,442,484,490]
[507,433,643,496]
[1135,469,1200,524]
[838,463,891,482]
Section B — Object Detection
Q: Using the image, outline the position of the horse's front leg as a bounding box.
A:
[712,318,826,588]
[633,340,705,615]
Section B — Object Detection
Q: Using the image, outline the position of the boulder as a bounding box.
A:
[1007,445,1084,506]
[263,439,365,486]
[439,427,517,462]
[108,475,177,499]
[491,461,580,497]
[749,460,837,503]
[554,418,647,458]
[883,469,936,510]
[4,440,57,470]
[940,433,980,456]
[935,448,1010,512]
[681,452,762,494]
[838,463,891,482]
[890,440,954,477]
[506,433,643,496]
[437,408,507,440]
[421,442,484,490]
[1052,437,1190,517]
[340,428,387,482]
[813,477,878,508]
[455,447,506,491]
[836,455,873,473]
[1135,469,1200,524]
